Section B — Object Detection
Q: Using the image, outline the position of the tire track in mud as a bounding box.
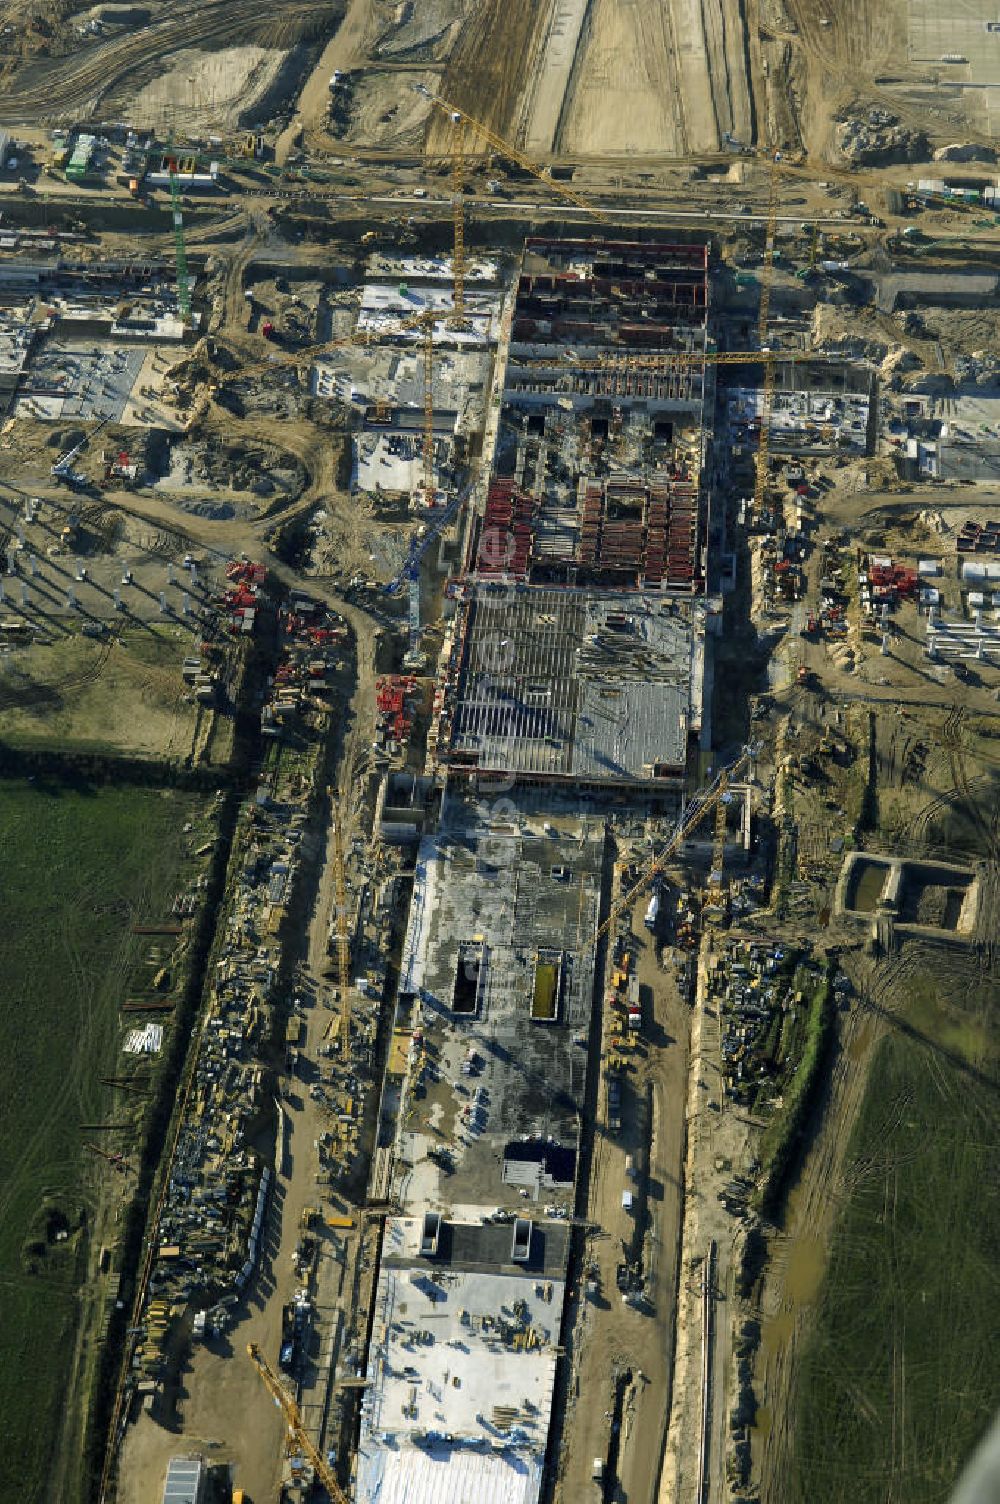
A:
[754,944,922,1496]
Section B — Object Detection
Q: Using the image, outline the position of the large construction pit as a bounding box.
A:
[837,854,979,934]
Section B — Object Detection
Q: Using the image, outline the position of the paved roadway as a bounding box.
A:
[5,174,1000,247]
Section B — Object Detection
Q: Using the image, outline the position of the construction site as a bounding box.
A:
[0,5,998,1504]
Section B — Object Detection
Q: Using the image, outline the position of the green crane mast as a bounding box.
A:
[168,169,192,324]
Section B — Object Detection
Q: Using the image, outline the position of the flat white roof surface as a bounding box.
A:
[363,1264,561,1438]
[162,1456,202,1504]
[358,284,499,344]
[356,432,423,493]
[357,1247,562,1504]
[358,1446,542,1504]
[366,253,500,283]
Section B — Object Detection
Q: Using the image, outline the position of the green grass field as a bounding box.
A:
[0,775,210,1503]
[791,978,1000,1502]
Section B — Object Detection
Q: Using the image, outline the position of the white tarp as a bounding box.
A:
[358,1446,542,1504]
[124,1022,163,1054]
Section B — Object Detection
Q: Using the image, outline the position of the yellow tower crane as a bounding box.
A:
[704,771,732,919]
[449,114,466,319]
[752,155,782,520]
[422,316,436,504]
[516,348,835,375]
[417,83,612,316]
[592,746,756,948]
[247,1341,350,1504]
[418,85,613,223]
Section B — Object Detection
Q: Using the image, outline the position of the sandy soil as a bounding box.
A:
[558,0,752,157]
[0,631,202,761]
[430,0,553,150]
[375,0,463,58]
[343,67,439,149]
[776,0,914,161]
[293,0,390,147]
[787,0,906,76]
[521,0,589,154]
[127,45,288,133]
[0,0,329,127]
[557,0,683,156]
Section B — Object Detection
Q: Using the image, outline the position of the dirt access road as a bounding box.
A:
[556,891,689,1504]
[117,851,359,1504]
[118,566,377,1504]
[281,0,385,157]
[557,0,753,157]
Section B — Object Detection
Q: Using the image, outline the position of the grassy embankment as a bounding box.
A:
[790,977,999,1502]
[755,969,834,1216]
[0,775,212,1504]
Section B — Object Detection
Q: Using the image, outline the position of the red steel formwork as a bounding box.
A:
[476,480,534,579]
[495,240,711,592]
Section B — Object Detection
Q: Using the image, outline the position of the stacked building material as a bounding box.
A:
[578,482,602,566]
[476,479,533,579]
[643,485,669,585]
[375,675,417,744]
[598,519,644,573]
[666,482,700,588]
[865,557,917,604]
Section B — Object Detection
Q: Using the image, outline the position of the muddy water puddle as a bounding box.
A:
[849,858,890,912]
[759,1187,829,1367]
[754,1216,828,1454]
[752,1405,772,1441]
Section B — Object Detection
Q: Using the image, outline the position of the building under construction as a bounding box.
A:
[358,786,603,1504]
[472,237,711,593]
[356,237,719,1504]
[443,586,704,790]
[431,237,717,795]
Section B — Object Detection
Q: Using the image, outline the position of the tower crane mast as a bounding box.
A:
[706,771,732,914]
[247,1342,350,1503]
[449,116,466,318]
[422,319,436,503]
[593,747,756,948]
[752,156,782,518]
[516,348,832,373]
[417,85,613,223]
[168,169,192,324]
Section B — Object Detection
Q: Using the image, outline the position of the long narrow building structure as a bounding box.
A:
[356,236,717,1504]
